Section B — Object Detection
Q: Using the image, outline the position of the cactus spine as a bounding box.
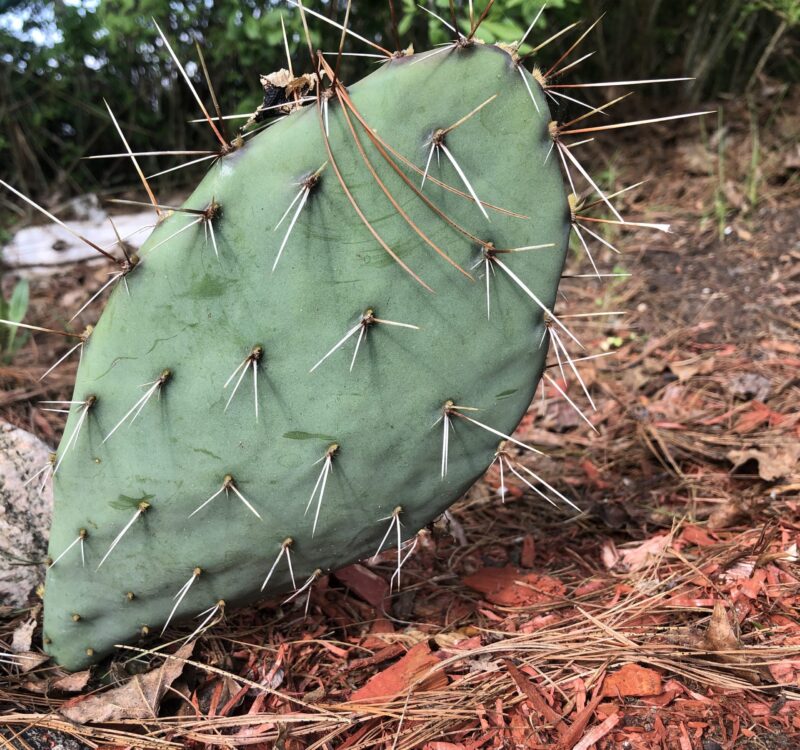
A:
[0,6,707,671]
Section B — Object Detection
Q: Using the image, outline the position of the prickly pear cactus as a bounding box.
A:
[43,42,571,669]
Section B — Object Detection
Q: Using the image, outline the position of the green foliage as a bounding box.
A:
[0,276,29,363]
[0,0,796,213]
[42,43,570,670]
[751,0,800,24]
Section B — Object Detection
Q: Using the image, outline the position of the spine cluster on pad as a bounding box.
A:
[0,6,707,671]
[43,42,569,669]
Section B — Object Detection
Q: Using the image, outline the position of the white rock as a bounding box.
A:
[0,420,53,605]
[2,209,154,273]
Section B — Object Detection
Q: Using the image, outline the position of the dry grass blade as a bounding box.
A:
[332,113,527,219]
[335,87,487,248]
[323,63,472,280]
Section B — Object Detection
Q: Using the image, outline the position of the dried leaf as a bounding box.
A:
[732,405,771,434]
[463,566,565,607]
[601,539,620,570]
[617,534,671,572]
[707,498,746,530]
[433,630,479,651]
[21,678,49,694]
[60,642,193,723]
[703,601,739,652]
[11,617,36,652]
[350,642,445,702]
[51,669,91,692]
[10,651,50,673]
[700,602,769,684]
[768,659,800,686]
[668,358,701,381]
[727,373,771,402]
[727,444,800,482]
[732,401,783,434]
[680,525,717,547]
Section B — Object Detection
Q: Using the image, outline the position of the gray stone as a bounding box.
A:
[0,727,90,750]
[0,420,53,606]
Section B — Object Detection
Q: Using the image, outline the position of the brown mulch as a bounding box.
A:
[1,81,799,750]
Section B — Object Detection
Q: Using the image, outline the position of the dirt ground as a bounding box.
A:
[1,82,798,749]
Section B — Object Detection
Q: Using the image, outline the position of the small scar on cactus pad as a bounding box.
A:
[0,5,711,672]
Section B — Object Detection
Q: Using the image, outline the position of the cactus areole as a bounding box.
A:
[44,41,573,670]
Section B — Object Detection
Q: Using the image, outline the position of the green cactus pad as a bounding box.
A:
[43,43,570,670]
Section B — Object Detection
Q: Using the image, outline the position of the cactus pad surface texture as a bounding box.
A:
[44,39,572,670]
